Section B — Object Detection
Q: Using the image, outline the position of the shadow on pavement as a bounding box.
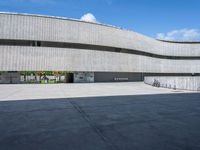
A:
[0,93,200,150]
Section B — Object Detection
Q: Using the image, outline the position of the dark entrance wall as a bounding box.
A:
[0,72,20,84]
[94,72,144,82]
[65,73,74,83]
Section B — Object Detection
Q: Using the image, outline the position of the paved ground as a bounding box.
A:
[0,82,194,101]
[0,83,200,150]
[0,93,200,150]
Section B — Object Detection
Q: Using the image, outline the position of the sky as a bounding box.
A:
[0,0,200,41]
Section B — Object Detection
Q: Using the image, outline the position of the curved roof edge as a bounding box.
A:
[0,12,156,41]
[0,12,129,31]
[1,12,200,44]
[157,39,200,44]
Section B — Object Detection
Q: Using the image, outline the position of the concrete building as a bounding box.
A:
[0,12,200,89]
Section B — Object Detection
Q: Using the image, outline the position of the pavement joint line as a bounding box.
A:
[58,87,118,149]
[69,100,119,150]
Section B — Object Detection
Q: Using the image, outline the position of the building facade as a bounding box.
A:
[0,12,200,85]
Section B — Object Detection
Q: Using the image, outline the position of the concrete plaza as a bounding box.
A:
[0,83,200,150]
[0,82,194,101]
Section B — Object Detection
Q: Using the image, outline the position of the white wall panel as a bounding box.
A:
[0,46,200,73]
[0,13,200,73]
[0,13,200,57]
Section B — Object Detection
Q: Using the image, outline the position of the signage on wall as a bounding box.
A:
[114,78,129,81]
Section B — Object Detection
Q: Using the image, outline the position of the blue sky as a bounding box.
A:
[0,0,200,40]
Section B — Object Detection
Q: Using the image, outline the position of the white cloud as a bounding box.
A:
[80,13,97,23]
[156,29,200,41]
